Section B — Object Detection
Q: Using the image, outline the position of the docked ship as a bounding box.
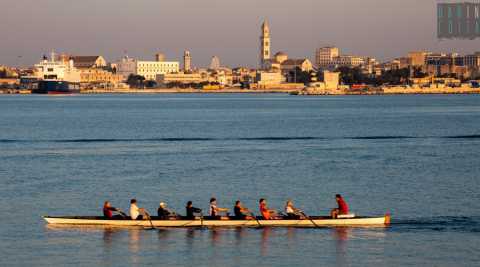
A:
[30,51,81,94]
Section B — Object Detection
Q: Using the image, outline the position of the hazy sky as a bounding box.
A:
[1,0,479,67]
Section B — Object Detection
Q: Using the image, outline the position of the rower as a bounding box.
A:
[129,199,147,220]
[185,201,202,219]
[103,201,125,219]
[284,200,306,219]
[157,202,175,219]
[259,198,277,220]
[209,198,229,218]
[331,194,349,219]
[233,200,253,219]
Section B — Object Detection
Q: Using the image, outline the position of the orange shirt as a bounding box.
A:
[260,202,271,219]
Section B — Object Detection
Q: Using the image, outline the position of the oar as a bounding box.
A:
[144,211,156,230]
[300,211,321,228]
[117,209,127,218]
[199,212,206,229]
[249,212,263,228]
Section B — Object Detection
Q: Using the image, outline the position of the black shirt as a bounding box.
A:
[234,206,248,219]
[234,206,243,217]
[186,206,202,219]
[157,207,171,219]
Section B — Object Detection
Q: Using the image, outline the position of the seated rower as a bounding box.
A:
[209,198,229,218]
[157,202,175,219]
[259,198,277,220]
[233,200,253,219]
[284,200,306,219]
[331,194,349,219]
[185,201,202,219]
[129,199,147,220]
[103,201,125,219]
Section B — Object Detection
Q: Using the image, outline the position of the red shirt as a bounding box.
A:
[260,202,271,219]
[337,198,349,214]
[103,207,114,218]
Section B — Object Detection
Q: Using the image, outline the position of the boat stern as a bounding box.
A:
[384,213,391,225]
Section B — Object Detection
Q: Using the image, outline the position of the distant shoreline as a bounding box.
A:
[1,87,480,95]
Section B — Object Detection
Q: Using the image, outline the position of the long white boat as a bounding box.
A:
[43,215,391,228]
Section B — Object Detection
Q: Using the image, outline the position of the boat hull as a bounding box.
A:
[32,80,80,94]
[44,215,390,228]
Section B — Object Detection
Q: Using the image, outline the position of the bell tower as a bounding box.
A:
[260,20,271,69]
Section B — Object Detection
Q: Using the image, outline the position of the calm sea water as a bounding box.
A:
[0,94,479,266]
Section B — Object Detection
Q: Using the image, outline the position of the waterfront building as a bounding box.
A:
[315,46,339,68]
[408,51,430,67]
[156,72,204,85]
[210,56,221,70]
[315,47,366,68]
[323,71,340,89]
[183,50,192,72]
[232,67,256,85]
[79,68,122,88]
[281,59,314,73]
[463,52,480,68]
[115,54,179,81]
[70,56,107,69]
[260,20,271,69]
[0,65,19,78]
[333,55,365,67]
[256,71,285,86]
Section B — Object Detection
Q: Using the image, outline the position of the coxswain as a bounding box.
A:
[331,194,349,218]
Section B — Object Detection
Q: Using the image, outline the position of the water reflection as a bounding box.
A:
[333,228,351,267]
[261,227,272,256]
[128,228,141,264]
[103,227,122,250]
[234,227,246,246]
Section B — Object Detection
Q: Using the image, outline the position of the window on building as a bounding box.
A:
[448,6,452,18]
[449,21,453,33]
[438,6,443,18]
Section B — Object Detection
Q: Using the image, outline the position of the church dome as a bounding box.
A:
[274,52,288,64]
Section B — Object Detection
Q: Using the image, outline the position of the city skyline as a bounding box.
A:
[1,0,480,67]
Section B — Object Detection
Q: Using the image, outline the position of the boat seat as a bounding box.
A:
[337,213,355,219]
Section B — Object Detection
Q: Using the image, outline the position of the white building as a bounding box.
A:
[210,56,221,70]
[333,55,365,67]
[116,55,180,81]
[315,47,339,68]
[315,47,366,68]
[256,71,285,86]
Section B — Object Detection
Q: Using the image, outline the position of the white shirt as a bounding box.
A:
[285,205,295,214]
[130,203,140,220]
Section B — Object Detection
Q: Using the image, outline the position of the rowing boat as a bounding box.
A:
[43,214,391,227]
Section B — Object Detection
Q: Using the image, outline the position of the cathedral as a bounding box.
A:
[259,20,313,74]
